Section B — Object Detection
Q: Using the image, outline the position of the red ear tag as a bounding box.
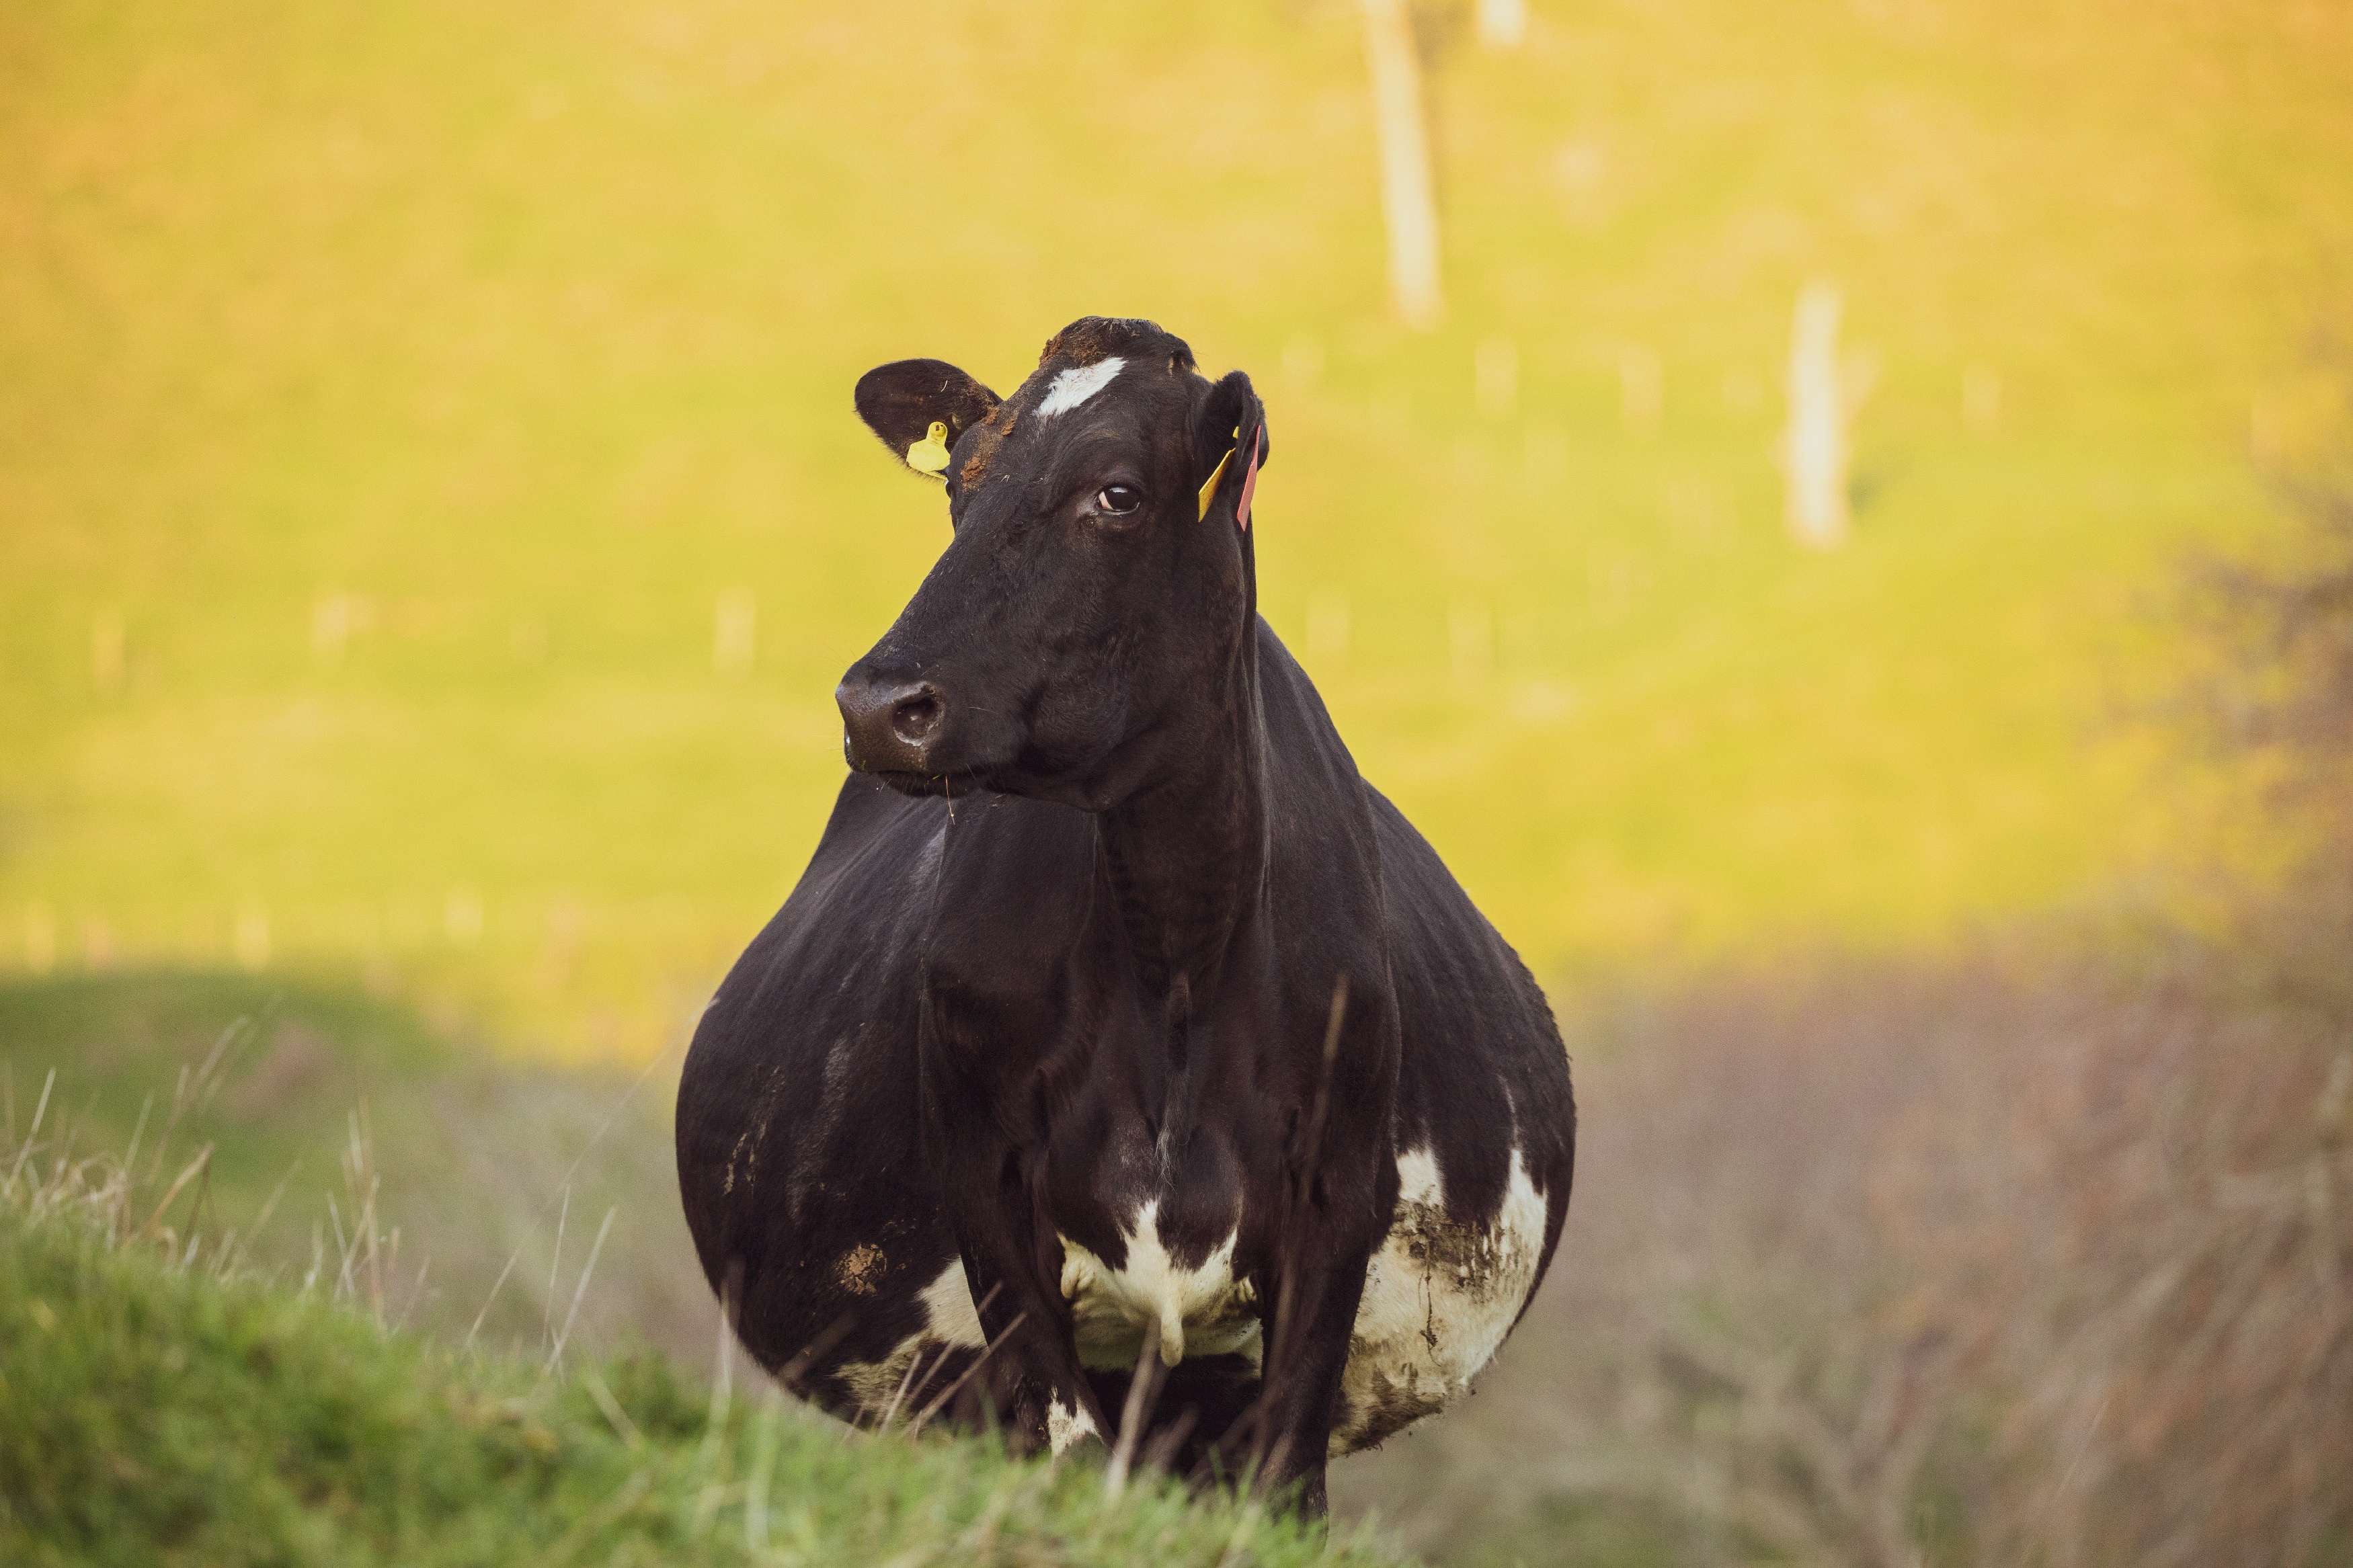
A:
[1235,427,1263,532]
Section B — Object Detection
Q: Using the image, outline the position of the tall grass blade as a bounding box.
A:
[545,1206,616,1374]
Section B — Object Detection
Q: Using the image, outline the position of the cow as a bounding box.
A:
[676,316,1574,1513]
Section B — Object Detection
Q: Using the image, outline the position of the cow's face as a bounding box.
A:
[836,317,1270,811]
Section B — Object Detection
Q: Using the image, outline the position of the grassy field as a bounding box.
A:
[0,971,719,1368]
[0,973,1424,1561]
[4,0,2348,1059]
[1,1112,1398,1567]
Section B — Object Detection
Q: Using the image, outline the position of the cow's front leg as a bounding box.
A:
[920,1077,1111,1454]
[950,1163,1115,1453]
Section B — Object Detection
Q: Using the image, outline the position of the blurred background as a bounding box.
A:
[3,0,2349,1563]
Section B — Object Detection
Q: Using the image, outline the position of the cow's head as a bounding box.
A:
[836,317,1270,811]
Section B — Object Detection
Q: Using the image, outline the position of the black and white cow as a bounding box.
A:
[676,317,1573,1511]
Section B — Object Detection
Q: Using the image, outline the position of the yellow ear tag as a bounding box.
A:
[906,420,951,480]
[1195,425,1240,521]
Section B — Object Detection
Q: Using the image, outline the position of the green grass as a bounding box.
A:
[0,973,449,1214]
[3,0,2350,1057]
[0,970,726,1370]
[0,1096,1404,1567]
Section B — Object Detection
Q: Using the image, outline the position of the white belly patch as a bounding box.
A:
[1329,1145,1548,1455]
[830,1149,1546,1452]
[836,1258,986,1415]
[1058,1200,1260,1371]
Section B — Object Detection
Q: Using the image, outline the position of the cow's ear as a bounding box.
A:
[1195,374,1271,533]
[1194,370,1271,530]
[854,359,1002,481]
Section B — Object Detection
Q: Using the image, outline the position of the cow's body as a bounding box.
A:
[676,318,1572,1508]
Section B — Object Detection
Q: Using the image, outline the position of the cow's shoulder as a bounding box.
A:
[723,772,943,999]
[681,775,941,1159]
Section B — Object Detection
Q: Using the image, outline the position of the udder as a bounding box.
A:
[1058,1199,1263,1372]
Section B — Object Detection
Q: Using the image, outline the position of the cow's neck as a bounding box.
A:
[1099,653,1267,1015]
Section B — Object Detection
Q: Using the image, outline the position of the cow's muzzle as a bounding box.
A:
[836,673,946,776]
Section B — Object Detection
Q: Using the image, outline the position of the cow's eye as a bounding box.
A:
[1096,483,1144,515]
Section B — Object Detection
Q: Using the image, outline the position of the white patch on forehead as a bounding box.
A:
[1047,1399,1100,1454]
[1058,1200,1258,1372]
[1033,356,1127,418]
[1328,1145,1552,1457]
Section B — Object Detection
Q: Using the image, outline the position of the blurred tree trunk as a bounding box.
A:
[1360,0,1443,330]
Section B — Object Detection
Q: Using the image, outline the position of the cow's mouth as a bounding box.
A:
[865,766,993,800]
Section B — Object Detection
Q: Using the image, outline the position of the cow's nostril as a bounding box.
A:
[838,674,947,774]
[891,693,943,744]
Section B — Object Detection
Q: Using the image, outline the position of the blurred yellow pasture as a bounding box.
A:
[2,0,2347,1060]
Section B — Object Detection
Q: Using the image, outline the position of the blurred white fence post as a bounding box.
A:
[1360,0,1443,331]
[1476,0,1527,48]
[234,901,271,971]
[444,885,484,947]
[714,589,757,677]
[1781,280,1851,550]
[1448,600,1492,689]
[1307,589,1352,665]
[1618,343,1663,433]
[24,903,56,975]
[1963,364,2002,434]
[314,592,353,666]
[1475,337,1518,417]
